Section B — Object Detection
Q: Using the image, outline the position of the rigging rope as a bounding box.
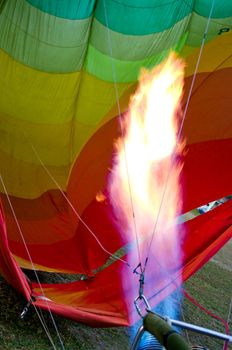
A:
[183,289,230,350]
[144,0,216,268]
[101,4,230,335]
[227,297,232,326]
[168,286,230,349]
[102,0,142,272]
[27,140,130,268]
[150,253,230,347]
[224,297,232,350]
[33,305,58,350]
[179,298,191,345]
[0,174,65,350]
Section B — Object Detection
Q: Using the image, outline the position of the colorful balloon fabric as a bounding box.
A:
[0,0,231,326]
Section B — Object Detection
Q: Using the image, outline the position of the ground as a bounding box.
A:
[0,240,231,349]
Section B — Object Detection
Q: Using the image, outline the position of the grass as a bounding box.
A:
[0,278,129,349]
[0,241,231,349]
[183,260,232,349]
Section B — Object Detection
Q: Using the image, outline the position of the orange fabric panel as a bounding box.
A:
[32,260,130,327]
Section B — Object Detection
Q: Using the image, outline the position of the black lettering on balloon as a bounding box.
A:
[218,27,230,35]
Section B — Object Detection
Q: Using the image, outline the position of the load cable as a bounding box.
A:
[102,0,142,272]
[28,140,130,268]
[144,0,216,270]
[0,174,64,350]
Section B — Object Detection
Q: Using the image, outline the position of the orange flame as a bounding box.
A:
[109,53,185,254]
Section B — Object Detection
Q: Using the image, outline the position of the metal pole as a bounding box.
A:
[130,325,145,350]
[169,318,232,343]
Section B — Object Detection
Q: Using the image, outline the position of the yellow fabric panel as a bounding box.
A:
[0,49,81,123]
[33,285,86,306]
[184,31,232,76]
[74,71,131,124]
[98,83,137,127]
[13,255,74,273]
[0,112,73,166]
[68,83,136,184]
[0,148,69,198]
[0,49,81,197]
[72,71,132,155]
[179,45,195,59]
[0,50,134,197]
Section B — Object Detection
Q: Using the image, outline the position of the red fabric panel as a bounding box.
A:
[28,200,231,326]
[133,200,232,321]
[182,68,232,144]
[181,199,232,279]
[9,237,88,274]
[73,199,127,275]
[181,139,232,212]
[68,67,232,219]
[2,137,231,274]
[0,191,74,245]
[5,197,126,274]
[67,117,119,228]
[0,203,31,298]
[2,139,231,289]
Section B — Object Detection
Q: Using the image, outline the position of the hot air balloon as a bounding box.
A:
[0,0,231,335]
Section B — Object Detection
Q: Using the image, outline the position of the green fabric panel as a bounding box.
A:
[0,0,6,12]
[26,0,96,19]
[194,0,232,18]
[0,0,91,72]
[95,0,193,35]
[85,34,187,83]
[186,12,232,47]
[90,16,190,60]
